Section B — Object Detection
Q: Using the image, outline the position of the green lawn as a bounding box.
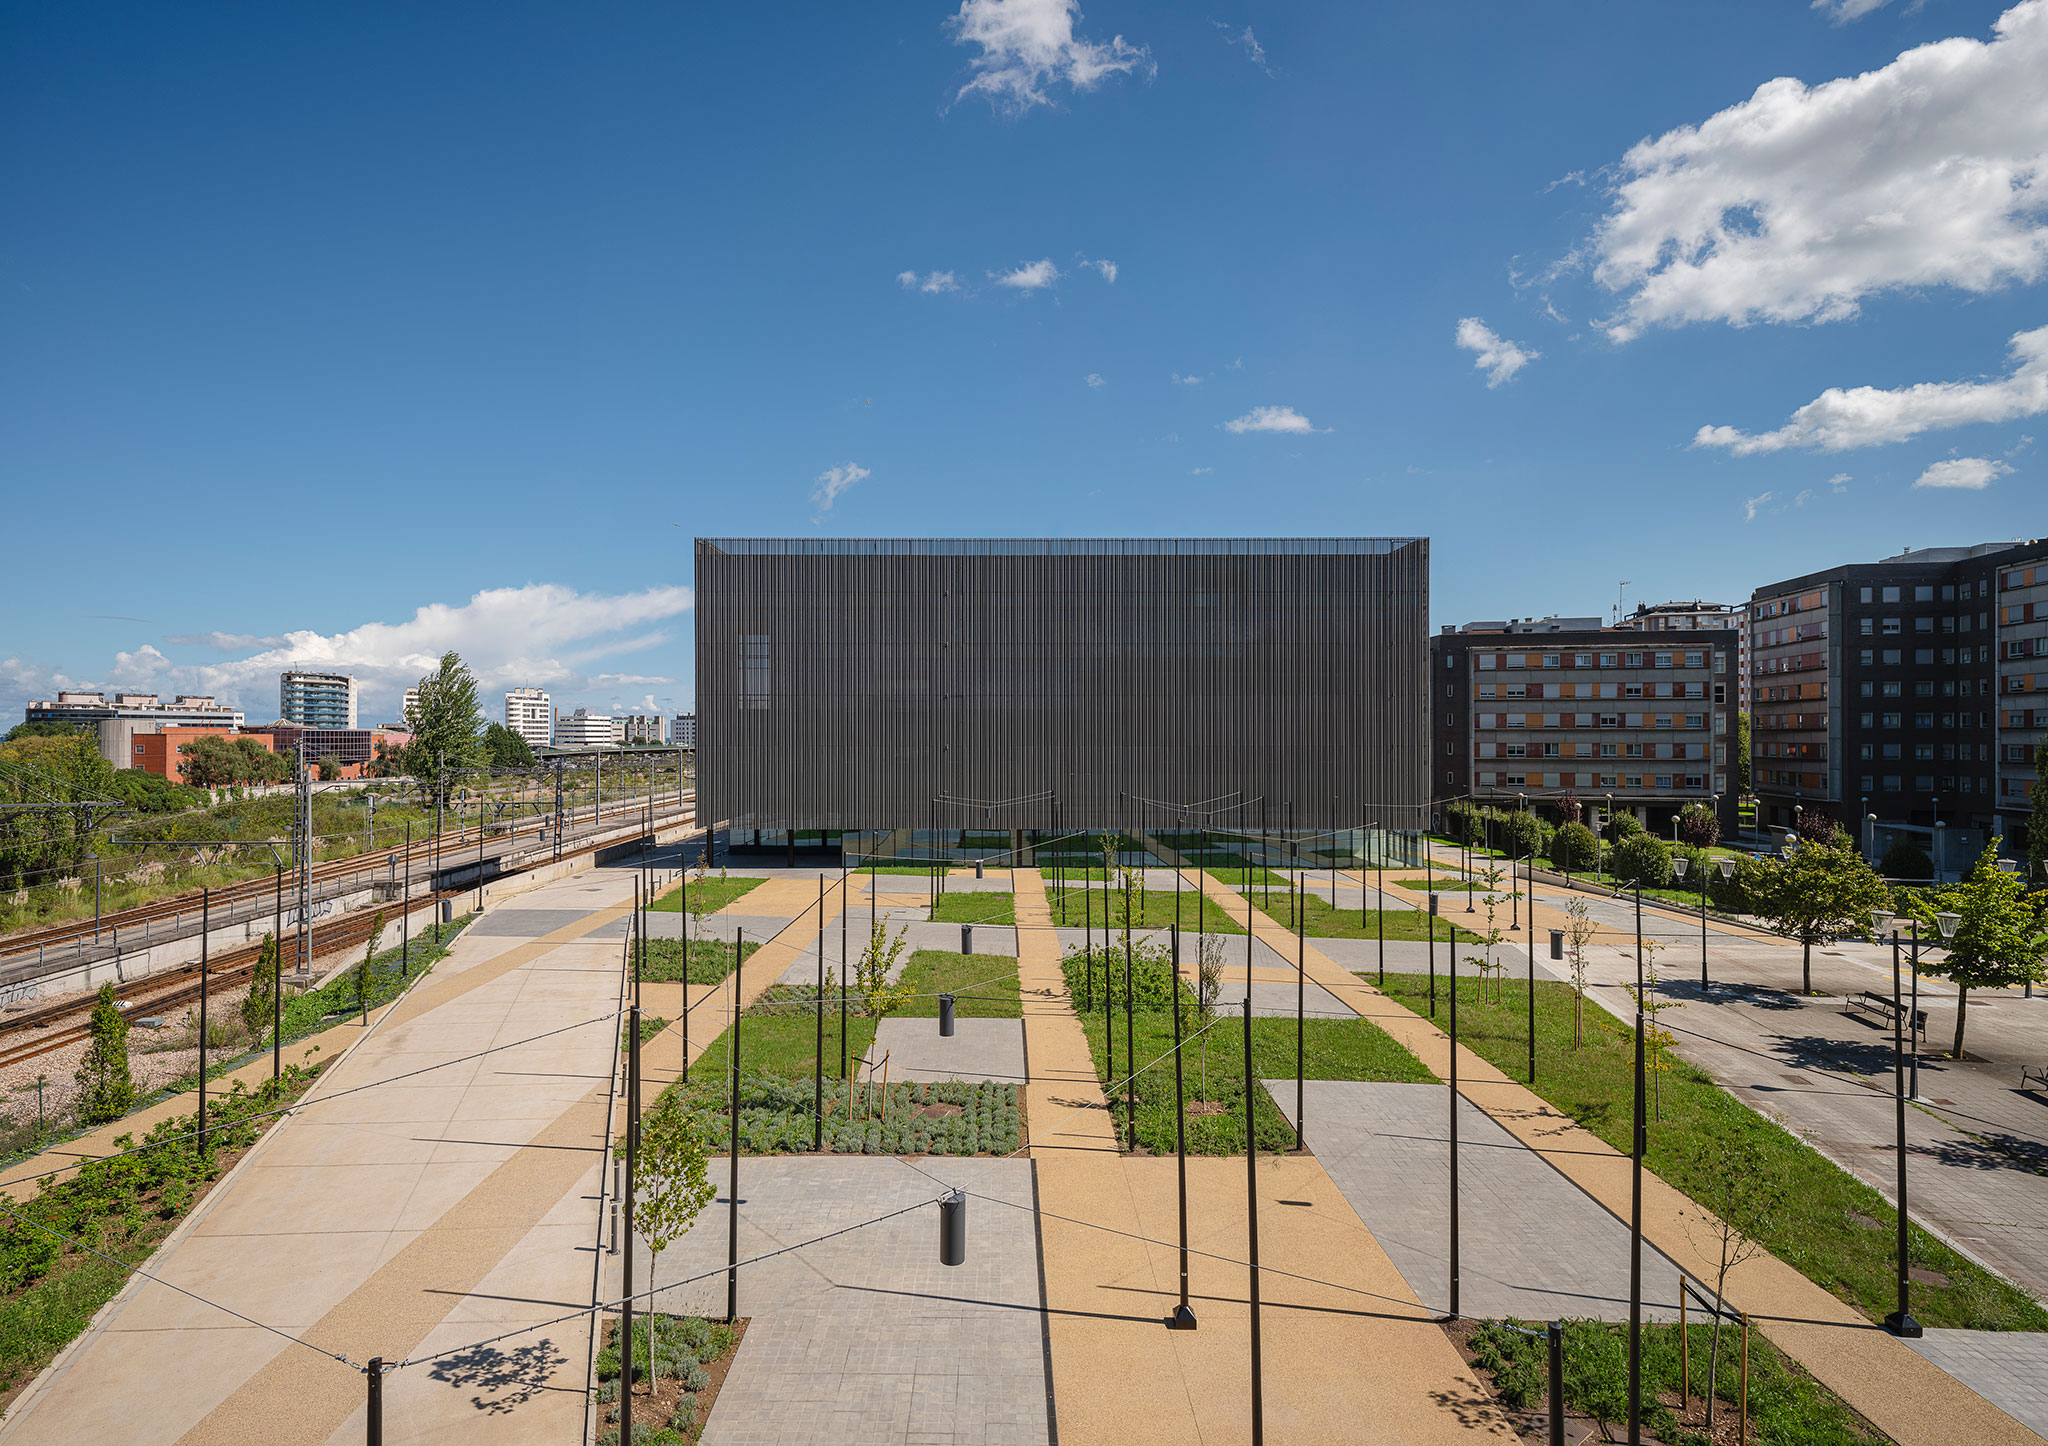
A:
[895,949,1020,1017]
[677,995,875,1088]
[1373,971,2048,1332]
[856,861,946,875]
[1199,864,1293,888]
[1047,888,1244,933]
[1076,1005,1434,1155]
[1250,891,1485,944]
[649,875,766,914]
[639,937,762,985]
[927,891,1018,925]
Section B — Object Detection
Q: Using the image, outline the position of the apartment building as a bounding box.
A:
[504,687,552,751]
[1432,619,1739,837]
[278,670,359,729]
[673,713,696,749]
[617,714,666,745]
[1996,548,2048,842]
[24,691,245,769]
[552,708,615,749]
[1750,541,2045,866]
[1619,601,1750,707]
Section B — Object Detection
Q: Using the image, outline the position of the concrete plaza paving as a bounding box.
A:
[1269,1080,1683,1322]
[632,1156,1054,1446]
[866,1017,1028,1084]
[1906,1331,2048,1440]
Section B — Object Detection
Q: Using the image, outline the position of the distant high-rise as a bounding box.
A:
[673,713,696,749]
[279,671,358,729]
[504,687,552,750]
[618,714,665,745]
[401,687,421,727]
[553,707,615,749]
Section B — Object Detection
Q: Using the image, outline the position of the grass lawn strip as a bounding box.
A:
[927,891,1018,926]
[650,875,766,915]
[1248,890,1485,945]
[895,951,1020,1018]
[640,937,762,986]
[1373,970,2047,1332]
[1043,887,1244,934]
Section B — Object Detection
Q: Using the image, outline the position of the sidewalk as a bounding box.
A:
[1196,868,2044,1446]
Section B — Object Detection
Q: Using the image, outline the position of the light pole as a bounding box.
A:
[1872,906,1920,1339]
[1628,880,1646,1444]
[1603,792,1615,883]
[1512,792,1526,928]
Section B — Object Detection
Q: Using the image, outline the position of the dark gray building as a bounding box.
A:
[694,537,1429,843]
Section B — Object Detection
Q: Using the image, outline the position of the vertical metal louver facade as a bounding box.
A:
[694,537,1429,834]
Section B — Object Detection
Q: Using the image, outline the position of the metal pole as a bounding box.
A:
[401,823,410,979]
[1908,921,1921,1100]
[623,1002,639,1445]
[1123,897,1135,1149]
[1449,878,1459,1319]
[199,888,210,1157]
[1700,869,1709,992]
[1629,882,1645,1445]
[273,864,283,1082]
[728,926,742,1322]
[1426,842,1437,1016]
[1103,878,1116,1148]
[1243,994,1263,1445]
[94,858,101,942]
[1169,915,1195,1329]
[815,876,825,1153]
[841,854,849,1081]
[1294,877,1305,1151]
[1546,1323,1564,1446]
[1376,833,1385,985]
[1886,929,1921,1336]
[366,1358,383,1446]
[1526,854,1536,1084]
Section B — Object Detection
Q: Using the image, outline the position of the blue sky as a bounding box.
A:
[3,0,2041,724]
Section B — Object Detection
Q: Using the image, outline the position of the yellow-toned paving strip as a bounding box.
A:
[1200,868,2045,1446]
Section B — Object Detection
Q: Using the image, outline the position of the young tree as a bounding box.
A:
[1682,1135,1784,1430]
[1909,845,2048,1059]
[316,754,344,782]
[1464,864,1510,1004]
[75,982,134,1124]
[242,931,280,1038]
[632,1099,717,1367]
[1752,834,1891,994]
[401,651,485,799]
[1194,931,1226,1101]
[1562,898,1598,1047]
[852,921,911,1021]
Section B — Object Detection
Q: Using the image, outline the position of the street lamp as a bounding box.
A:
[1870,906,1919,1339]
[1513,792,1526,928]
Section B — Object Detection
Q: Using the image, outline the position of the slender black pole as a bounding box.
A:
[272,864,283,1083]
[1123,900,1135,1149]
[1908,921,1921,1099]
[1426,843,1437,1016]
[1448,880,1459,1320]
[1546,1323,1565,1446]
[1886,929,1922,1336]
[1294,878,1305,1151]
[367,1358,383,1446]
[1376,832,1385,985]
[401,823,410,980]
[1629,883,1645,1445]
[1243,993,1263,1445]
[815,876,825,1153]
[841,856,849,1080]
[728,925,743,1322]
[198,887,210,1157]
[1699,869,1709,993]
[1526,854,1536,1084]
[1103,878,1116,1148]
[1168,916,1195,1329]
[623,1001,639,1445]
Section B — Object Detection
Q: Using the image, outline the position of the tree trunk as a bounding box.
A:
[1802,935,1812,994]
[1952,984,1970,1060]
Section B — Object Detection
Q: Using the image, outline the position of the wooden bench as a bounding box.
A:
[1845,990,1926,1040]
[2020,1064,2048,1095]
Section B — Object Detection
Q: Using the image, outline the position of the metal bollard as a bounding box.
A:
[974,859,984,880]
[960,924,972,955]
[1546,1322,1564,1445]
[939,994,956,1037]
[939,1189,966,1265]
[1549,929,1564,961]
[367,1357,383,1446]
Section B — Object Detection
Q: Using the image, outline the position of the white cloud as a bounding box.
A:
[1829,472,1852,492]
[1171,372,1205,386]
[1913,456,2013,488]
[1191,466,1213,475]
[897,269,960,293]
[945,0,1154,115]
[991,257,1060,291]
[1814,0,1897,22]
[161,631,288,650]
[1213,22,1273,75]
[1228,357,1244,369]
[1589,1,2048,339]
[812,461,870,513]
[1225,405,1325,435]
[1743,491,1774,521]
[1455,317,1540,387]
[1078,257,1117,283]
[1794,489,1814,506]
[1084,372,1105,388]
[1693,325,2048,453]
[0,585,695,724]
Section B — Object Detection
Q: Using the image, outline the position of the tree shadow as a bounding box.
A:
[425,1337,570,1415]
[1766,1033,1894,1076]
[1712,981,1803,1012]
[1908,1132,2048,1175]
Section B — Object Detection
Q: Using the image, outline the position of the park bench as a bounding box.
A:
[1845,990,1926,1040]
[2020,1064,2048,1095]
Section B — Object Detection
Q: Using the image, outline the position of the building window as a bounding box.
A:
[1684,774,1703,789]
[1860,649,1874,665]
[1655,774,1673,789]
[1916,775,1935,791]
[1507,654,1525,669]
[1574,653,1593,667]
[1916,712,1934,728]
[1655,714,1673,728]
[1599,774,1617,787]
[1860,587,1874,603]
[1861,774,1876,791]
[1478,655,1496,670]
[1914,681,1934,697]
[1860,617,1874,635]
[1624,683,1644,699]
[1882,775,1902,791]
[1600,653,1616,667]
[1881,681,1902,697]
[1542,742,1560,757]
[1655,652,1673,668]
[1915,744,1935,760]
[1684,713,1705,728]
[1883,650,1902,665]
[1543,654,1560,668]
[1600,743,1617,758]
[1506,743,1526,758]
[1915,585,1934,602]
[1713,683,1726,703]
[1882,713,1901,728]
[1625,652,1644,668]
[1860,711,1874,727]
[1882,744,1901,760]
[1684,651,1703,667]
[1479,685,1495,699]
[1505,773,1525,786]
[1625,743,1644,758]
[1626,775,1644,788]
[1860,682,1874,698]
[1883,586,1901,603]
[1859,744,1873,760]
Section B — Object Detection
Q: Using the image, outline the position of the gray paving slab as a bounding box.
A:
[863,1018,1027,1084]
[632,1156,1052,1446]
[1211,976,1354,1020]
[1904,1330,2048,1440]
[464,907,600,937]
[1269,1080,1683,1322]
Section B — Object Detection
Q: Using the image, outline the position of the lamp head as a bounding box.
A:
[1869,907,1892,933]
[1718,856,1736,879]
[1935,910,1961,941]
[1672,856,1689,880]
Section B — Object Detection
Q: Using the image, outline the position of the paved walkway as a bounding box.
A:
[1907,1331,2048,1440]
[1195,867,2045,1446]
[0,866,639,1446]
[865,1017,1027,1084]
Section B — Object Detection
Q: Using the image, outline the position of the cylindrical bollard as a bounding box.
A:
[974,859,984,880]
[940,1189,966,1265]
[367,1358,383,1446]
[960,924,972,955]
[1546,1323,1564,1445]
[939,994,956,1037]
[610,1157,621,1255]
[1549,928,1564,961]
[440,899,453,925]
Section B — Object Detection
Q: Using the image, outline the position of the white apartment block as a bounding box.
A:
[553,708,615,748]
[504,687,552,750]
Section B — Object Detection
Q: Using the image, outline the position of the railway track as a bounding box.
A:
[0,805,698,1072]
[1,792,697,964]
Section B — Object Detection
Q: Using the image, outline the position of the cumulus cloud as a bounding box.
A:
[1225,405,1324,435]
[812,462,870,514]
[1455,317,1540,387]
[1084,372,1105,388]
[1914,456,2013,488]
[897,269,960,293]
[1588,1,2048,339]
[1814,0,1897,21]
[1829,472,1852,492]
[991,258,1060,291]
[1743,491,1774,521]
[1692,325,2048,454]
[1075,256,1117,283]
[1190,466,1213,475]
[945,0,1154,115]
[1172,372,1205,386]
[1,585,695,724]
